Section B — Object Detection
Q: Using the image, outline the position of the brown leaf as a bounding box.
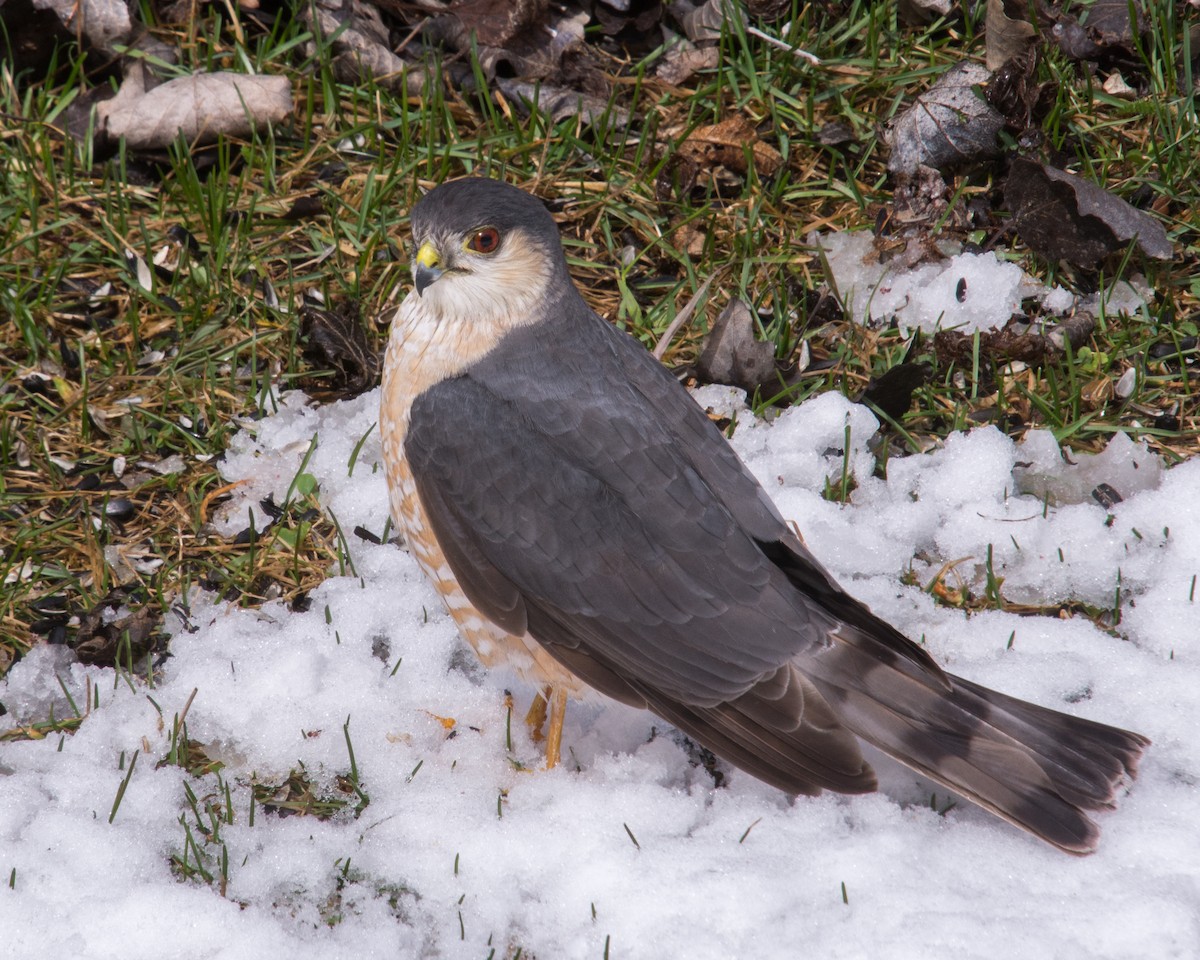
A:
[656,43,720,86]
[986,48,1054,130]
[900,0,952,23]
[301,302,381,399]
[1051,0,1146,62]
[31,0,131,57]
[857,361,932,421]
[1004,159,1173,269]
[495,78,628,126]
[678,0,744,43]
[74,590,163,667]
[302,0,428,95]
[933,314,1097,369]
[425,0,586,82]
[985,0,1037,71]
[436,0,551,48]
[884,62,1004,176]
[695,299,780,395]
[678,115,784,178]
[96,68,293,151]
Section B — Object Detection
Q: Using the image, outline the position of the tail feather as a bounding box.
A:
[806,636,1149,854]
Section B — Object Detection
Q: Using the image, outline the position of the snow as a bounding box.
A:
[812,230,1148,334]
[2,384,1198,959]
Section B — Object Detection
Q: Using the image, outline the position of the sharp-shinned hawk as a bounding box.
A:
[379,177,1148,854]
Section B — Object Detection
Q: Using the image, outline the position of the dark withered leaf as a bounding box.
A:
[300,301,382,398]
[281,194,327,221]
[1091,483,1123,509]
[858,361,932,422]
[817,121,857,147]
[1005,158,1172,269]
[1052,0,1145,62]
[74,591,163,666]
[695,299,779,395]
[494,78,628,127]
[435,0,551,47]
[986,49,1055,130]
[933,314,1096,369]
[985,0,1036,71]
[884,62,1005,176]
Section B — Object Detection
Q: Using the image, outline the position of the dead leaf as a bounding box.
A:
[300,302,381,398]
[32,0,130,56]
[680,115,784,177]
[678,0,744,43]
[432,0,551,48]
[986,48,1054,130]
[74,589,163,666]
[900,0,952,23]
[594,0,664,40]
[302,0,428,95]
[985,0,1037,71]
[656,41,720,86]
[1051,0,1145,62]
[858,361,932,421]
[933,314,1097,368]
[96,68,293,151]
[884,62,1004,176]
[695,299,779,396]
[494,78,628,126]
[1004,158,1173,268]
[670,220,708,259]
[424,0,587,82]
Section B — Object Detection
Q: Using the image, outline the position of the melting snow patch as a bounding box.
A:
[1,387,1196,959]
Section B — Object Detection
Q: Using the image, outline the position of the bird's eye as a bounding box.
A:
[466,227,500,254]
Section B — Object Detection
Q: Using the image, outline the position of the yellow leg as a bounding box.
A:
[544,687,569,770]
[524,686,551,743]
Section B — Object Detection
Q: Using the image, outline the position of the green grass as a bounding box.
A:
[0,0,1196,684]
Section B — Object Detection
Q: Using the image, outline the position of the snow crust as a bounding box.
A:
[2,385,1196,959]
[813,231,1148,334]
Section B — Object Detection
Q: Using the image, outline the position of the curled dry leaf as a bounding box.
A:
[678,0,744,43]
[885,62,1005,176]
[985,0,1037,71]
[300,303,382,399]
[32,0,130,56]
[695,298,780,396]
[495,78,629,127]
[430,0,551,47]
[74,589,163,666]
[302,0,426,95]
[900,0,952,23]
[682,115,784,177]
[1005,158,1172,269]
[857,361,932,422]
[96,69,293,151]
[986,48,1055,130]
[1051,0,1145,62]
[933,313,1098,369]
[424,0,587,82]
[656,41,720,86]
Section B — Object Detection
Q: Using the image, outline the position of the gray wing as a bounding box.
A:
[404,312,895,794]
[406,309,1149,845]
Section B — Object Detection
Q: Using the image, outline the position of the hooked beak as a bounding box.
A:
[413,241,443,296]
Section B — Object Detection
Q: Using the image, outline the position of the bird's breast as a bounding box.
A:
[379,293,585,697]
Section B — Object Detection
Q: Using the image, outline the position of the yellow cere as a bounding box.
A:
[415,241,440,269]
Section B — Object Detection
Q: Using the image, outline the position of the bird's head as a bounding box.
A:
[406,178,569,325]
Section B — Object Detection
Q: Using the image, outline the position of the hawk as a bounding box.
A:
[379,177,1148,854]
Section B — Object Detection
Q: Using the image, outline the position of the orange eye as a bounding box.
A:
[466,227,500,254]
